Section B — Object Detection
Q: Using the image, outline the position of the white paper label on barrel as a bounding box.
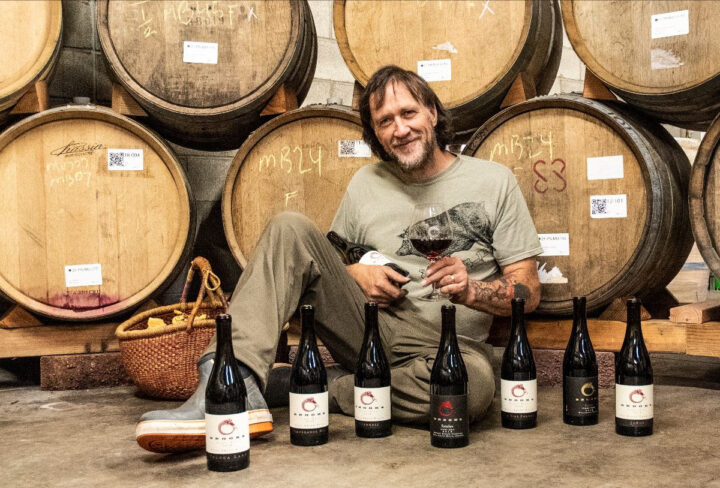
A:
[587,155,623,180]
[651,10,689,39]
[537,262,568,284]
[538,233,570,256]
[108,149,144,171]
[183,41,218,64]
[338,140,371,158]
[417,59,451,82]
[590,194,627,219]
[64,264,103,287]
[651,49,684,70]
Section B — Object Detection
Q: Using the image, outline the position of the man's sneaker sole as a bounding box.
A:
[136,409,273,453]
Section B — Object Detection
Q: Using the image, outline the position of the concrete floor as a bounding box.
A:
[2,355,720,488]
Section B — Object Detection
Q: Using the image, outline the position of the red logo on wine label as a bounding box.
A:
[511,384,528,398]
[360,391,376,405]
[629,389,646,404]
[438,401,454,417]
[302,398,318,412]
[218,419,236,435]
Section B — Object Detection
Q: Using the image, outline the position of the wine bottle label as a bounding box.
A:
[501,379,537,414]
[430,394,468,441]
[564,376,599,417]
[205,412,250,455]
[359,250,392,266]
[354,386,391,422]
[616,384,653,420]
[289,392,329,429]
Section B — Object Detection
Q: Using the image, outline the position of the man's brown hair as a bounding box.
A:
[359,65,454,161]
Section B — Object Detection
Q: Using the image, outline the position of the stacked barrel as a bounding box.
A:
[1,0,718,325]
[334,0,562,138]
[97,0,317,150]
[0,1,62,125]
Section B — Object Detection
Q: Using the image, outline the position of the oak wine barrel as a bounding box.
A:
[562,0,720,130]
[689,113,720,281]
[333,0,562,138]
[97,0,317,150]
[0,106,195,321]
[223,105,377,267]
[464,95,693,315]
[0,1,62,122]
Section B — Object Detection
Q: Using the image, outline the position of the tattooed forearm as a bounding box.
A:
[466,278,534,316]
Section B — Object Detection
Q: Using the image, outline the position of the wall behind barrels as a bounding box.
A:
[7,0,705,307]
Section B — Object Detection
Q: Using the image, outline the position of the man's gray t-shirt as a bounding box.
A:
[330,154,543,346]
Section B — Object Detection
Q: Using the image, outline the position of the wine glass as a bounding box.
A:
[407,203,454,301]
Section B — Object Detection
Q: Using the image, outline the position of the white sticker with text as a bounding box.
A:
[108,149,144,171]
[538,233,570,256]
[587,155,624,180]
[590,195,627,219]
[651,10,689,39]
[417,59,451,82]
[65,264,103,288]
[183,41,219,64]
[338,140,371,158]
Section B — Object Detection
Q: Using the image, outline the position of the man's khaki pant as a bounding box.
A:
[204,212,495,424]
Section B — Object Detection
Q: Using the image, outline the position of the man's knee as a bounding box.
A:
[467,353,495,422]
[266,211,321,241]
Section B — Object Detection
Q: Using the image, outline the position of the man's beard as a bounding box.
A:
[387,136,435,173]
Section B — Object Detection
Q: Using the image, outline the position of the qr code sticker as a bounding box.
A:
[338,140,371,158]
[108,149,143,171]
[339,141,356,157]
[108,152,125,168]
[591,198,607,216]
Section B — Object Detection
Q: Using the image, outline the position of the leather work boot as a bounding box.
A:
[135,354,273,453]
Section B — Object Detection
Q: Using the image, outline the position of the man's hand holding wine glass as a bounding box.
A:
[422,256,470,304]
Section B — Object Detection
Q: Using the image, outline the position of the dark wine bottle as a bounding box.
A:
[205,313,249,472]
[501,298,537,429]
[616,297,653,437]
[430,305,469,448]
[563,296,599,426]
[355,302,392,438]
[290,305,329,446]
[327,231,409,282]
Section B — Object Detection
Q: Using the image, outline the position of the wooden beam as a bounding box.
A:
[582,68,616,101]
[351,81,363,111]
[0,323,119,358]
[686,322,720,357]
[488,318,687,354]
[500,72,536,109]
[111,83,147,116]
[670,299,720,324]
[260,84,298,116]
[10,80,49,114]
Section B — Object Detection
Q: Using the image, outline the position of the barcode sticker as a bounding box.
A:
[183,41,218,64]
[417,59,451,82]
[65,264,102,287]
[651,10,689,39]
[587,155,624,180]
[590,195,627,219]
[108,149,143,171]
[538,233,570,256]
[338,140,371,158]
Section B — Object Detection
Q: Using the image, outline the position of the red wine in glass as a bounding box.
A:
[407,203,454,301]
[409,238,453,261]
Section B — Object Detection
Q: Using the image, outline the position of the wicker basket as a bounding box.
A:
[116,257,229,400]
